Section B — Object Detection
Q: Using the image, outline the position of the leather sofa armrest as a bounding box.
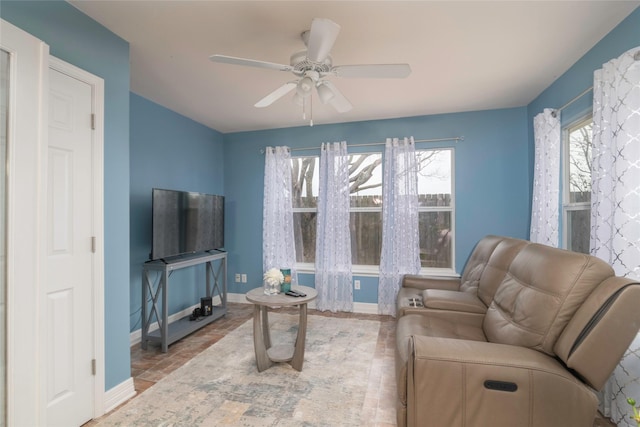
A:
[402,274,461,291]
[422,289,487,314]
[406,336,598,427]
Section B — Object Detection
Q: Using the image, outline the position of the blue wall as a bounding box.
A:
[129,93,225,331]
[223,107,530,303]
[527,7,640,225]
[1,1,131,389]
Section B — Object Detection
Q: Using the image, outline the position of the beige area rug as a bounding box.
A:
[98,313,381,426]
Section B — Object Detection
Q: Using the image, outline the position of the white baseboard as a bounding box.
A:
[227,292,249,304]
[353,301,380,314]
[103,377,136,414]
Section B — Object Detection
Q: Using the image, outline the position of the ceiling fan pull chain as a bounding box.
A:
[302,98,307,120]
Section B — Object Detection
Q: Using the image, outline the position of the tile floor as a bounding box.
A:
[87,302,615,427]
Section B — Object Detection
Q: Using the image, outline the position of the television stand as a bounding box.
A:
[141,251,227,352]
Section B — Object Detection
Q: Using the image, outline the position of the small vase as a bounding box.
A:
[264,281,280,295]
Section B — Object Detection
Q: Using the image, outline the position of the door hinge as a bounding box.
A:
[91,113,96,130]
[91,359,96,376]
[91,236,96,253]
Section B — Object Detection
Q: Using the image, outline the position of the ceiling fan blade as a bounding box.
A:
[332,64,412,79]
[306,18,341,63]
[254,82,297,108]
[322,81,352,113]
[210,54,293,72]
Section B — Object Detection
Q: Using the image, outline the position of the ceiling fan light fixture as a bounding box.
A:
[296,76,314,96]
[316,81,335,104]
[293,92,305,106]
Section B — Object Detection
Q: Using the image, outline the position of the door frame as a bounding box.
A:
[47,56,106,420]
[2,18,49,427]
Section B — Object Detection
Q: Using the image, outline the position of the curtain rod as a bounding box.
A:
[261,136,464,154]
[551,86,594,117]
[552,50,640,117]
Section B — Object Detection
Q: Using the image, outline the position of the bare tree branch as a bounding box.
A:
[350,158,382,193]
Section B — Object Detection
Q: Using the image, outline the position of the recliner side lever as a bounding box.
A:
[484,380,518,392]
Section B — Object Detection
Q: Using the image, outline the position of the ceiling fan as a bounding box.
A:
[209,18,411,116]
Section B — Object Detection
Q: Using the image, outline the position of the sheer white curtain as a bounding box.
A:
[262,146,297,282]
[530,108,560,247]
[315,141,353,312]
[378,137,421,317]
[590,47,640,426]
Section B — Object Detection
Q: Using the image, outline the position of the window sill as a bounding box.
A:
[295,264,459,278]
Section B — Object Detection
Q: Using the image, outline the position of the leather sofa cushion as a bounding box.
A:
[401,275,461,291]
[458,235,504,294]
[422,289,486,314]
[476,237,529,306]
[483,243,614,355]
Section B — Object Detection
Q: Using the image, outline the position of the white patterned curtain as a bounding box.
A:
[263,146,297,283]
[315,141,353,312]
[589,47,640,426]
[378,137,421,317]
[530,108,560,247]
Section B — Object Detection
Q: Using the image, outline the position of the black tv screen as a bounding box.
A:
[151,188,224,260]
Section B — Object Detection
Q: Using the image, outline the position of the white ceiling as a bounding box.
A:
[69,1,639,133]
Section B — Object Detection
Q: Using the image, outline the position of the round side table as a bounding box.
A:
[245,285,317,372]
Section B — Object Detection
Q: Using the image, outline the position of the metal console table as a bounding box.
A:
[141,251,227,352]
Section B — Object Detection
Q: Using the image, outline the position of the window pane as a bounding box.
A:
[350,212,382,265]
[291,157,319,209]
[417,150,452,207]
[416,149,453,270]
[419,211,452,269]
[349,153,382,207]
[293,212,316,263]
[568,123,592,204]
[567,209,591,254]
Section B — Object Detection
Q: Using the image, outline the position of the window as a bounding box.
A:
[417,149,453,270]
[563,117,592,254]
[291,148,454,273]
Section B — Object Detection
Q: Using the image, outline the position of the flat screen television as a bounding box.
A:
[150,188,224,260]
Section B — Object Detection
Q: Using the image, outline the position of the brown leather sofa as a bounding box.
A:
[395,235,640,427]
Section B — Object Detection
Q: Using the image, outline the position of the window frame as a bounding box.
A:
[561,115,593,253]
[291,147,456,277]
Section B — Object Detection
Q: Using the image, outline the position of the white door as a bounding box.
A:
[45,67,96,426]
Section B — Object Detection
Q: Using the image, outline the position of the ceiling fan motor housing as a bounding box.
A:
[290,50,332,75]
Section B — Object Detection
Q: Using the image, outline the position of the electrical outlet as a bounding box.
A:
[235,273,241,283]
[354,280,361,290]
[241,274,247,283]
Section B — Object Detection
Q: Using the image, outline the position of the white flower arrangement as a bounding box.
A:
[263,268,284,287]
